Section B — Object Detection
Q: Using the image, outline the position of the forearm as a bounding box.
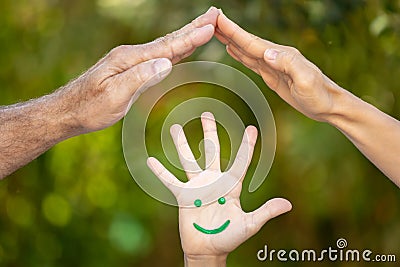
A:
[326,85,400,187]
[184,254,227,267]
[0,87,81,178]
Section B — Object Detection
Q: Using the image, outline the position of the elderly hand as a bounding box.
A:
[0,7,220,178]
[61,7,220,133]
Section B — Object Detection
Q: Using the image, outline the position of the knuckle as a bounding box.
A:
[116,44,131,53]
[298,69,320,88]
[281,47,301,70]
[135,45,151,61]
[288,47,300,58]
[153,36,175,59]
[156,35,169,46]
[108,45,132,60]
[288,46,300,55]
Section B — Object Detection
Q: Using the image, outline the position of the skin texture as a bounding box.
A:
[147,112,292,267]
[215,11,400,187]
[0,7,220,179]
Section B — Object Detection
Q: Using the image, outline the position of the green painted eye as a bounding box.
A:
[194,199,202,207]
[218,197,226,205]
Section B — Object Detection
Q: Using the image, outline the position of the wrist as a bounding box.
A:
[184,254,228,267]
[0,90,82,177]
[320,77,359,126]
[323,81,392,137]
[54,78,95,136]
[49,86,87,138]
[322,78,386,139]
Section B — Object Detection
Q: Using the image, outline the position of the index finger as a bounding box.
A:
[143,6,220,63]
[104,7,219,68]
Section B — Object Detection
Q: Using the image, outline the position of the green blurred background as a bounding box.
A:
[1,0,400,266]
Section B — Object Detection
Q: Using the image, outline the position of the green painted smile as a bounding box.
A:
[193,220,231,234]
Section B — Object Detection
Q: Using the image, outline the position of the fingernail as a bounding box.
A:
[155,58,172,74]
[194,24,214,36]
[264,49,279,60]
[201,24,215,31]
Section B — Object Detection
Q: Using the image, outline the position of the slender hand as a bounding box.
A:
[147,112,292,267]
[216,12,400,187]
[0,7,220,179]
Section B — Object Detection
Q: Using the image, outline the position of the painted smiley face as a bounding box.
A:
[192,197,230,235]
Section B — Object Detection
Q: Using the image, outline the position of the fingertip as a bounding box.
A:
[154,58,172,74]
[157,57,172,67]
[226,45,240,61]
[245,125,258,142]
[246,125,258,135]
[225,44,231,54]
[146,157,156,168]
[199,7,219,27]
[206,6,218,13]
[280,198,293,212]
[287,202,293,212]
[271,197,293,216]
[201,111,215,120]
[250,198,292,232]
[170,124,182,135]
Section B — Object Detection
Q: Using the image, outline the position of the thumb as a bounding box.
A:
[122,58,172,109]
[264,47,319,84]
[247,197,292,234]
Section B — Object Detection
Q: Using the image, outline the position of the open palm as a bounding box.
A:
[147,112,292,258]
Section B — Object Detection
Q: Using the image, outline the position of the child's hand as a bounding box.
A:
[147,112,292,266]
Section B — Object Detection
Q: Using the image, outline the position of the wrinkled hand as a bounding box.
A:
[215,12,345,122]
[60,7,219,133]
[147,112,291,264]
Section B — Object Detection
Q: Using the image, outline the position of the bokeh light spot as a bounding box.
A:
[108,214,151,254]
[42,193,72,227]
